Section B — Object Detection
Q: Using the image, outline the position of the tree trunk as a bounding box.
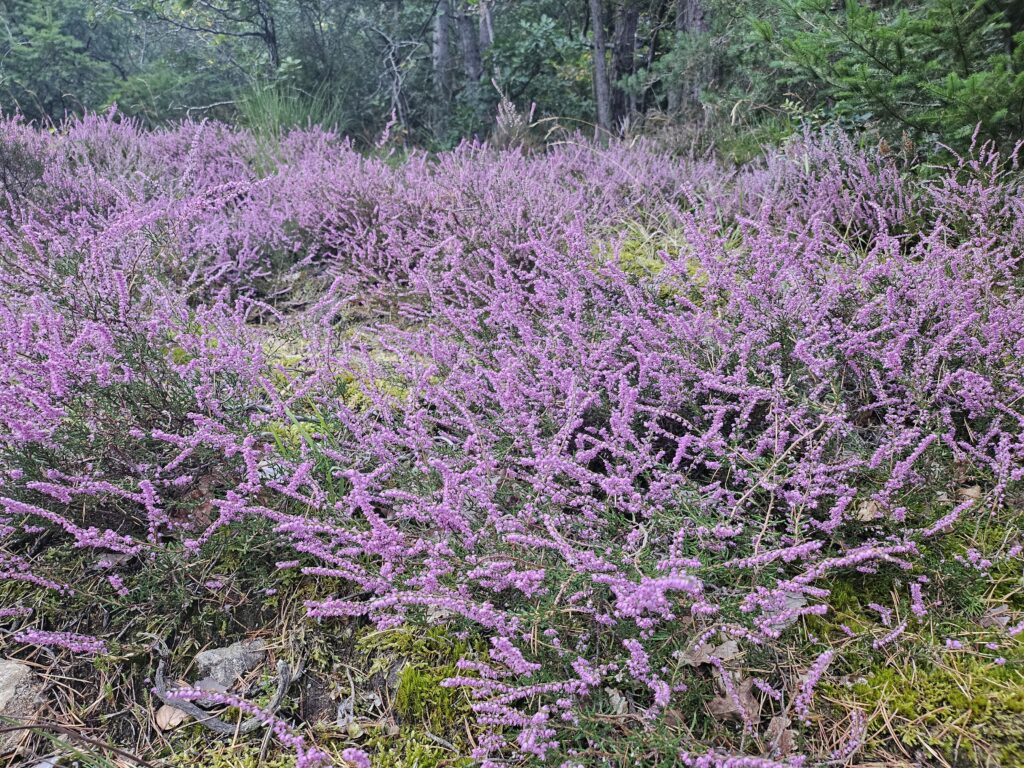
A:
[433,0,453,133]
[479,0,494,52]
[667,1,685,113]
[610,1,639,127]
[668,0,708,114]
[255,0,281,70]
[589,0,612,135]
[458,1,484,112]
[639,0,667,113]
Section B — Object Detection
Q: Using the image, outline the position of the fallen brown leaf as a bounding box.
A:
[154,703,189,731]
[765,715,796,756]
[708,671,760,723]
[853,499,882,521]
[958,484,982,501]
[680,642,714,667]
[980,604,1011,629]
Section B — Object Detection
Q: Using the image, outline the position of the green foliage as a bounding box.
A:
[3,0,1024,153]
[237,83,350,138]
[486,12,593,131]
[770,0,1024,151]
[0,0,122,121]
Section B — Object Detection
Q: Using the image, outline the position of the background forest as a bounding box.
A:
[2,0,1023,157]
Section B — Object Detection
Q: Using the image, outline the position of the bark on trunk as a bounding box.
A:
[610,1,639,127]
[458,1,484,111]
[433,0,452,132]
[589,0,612,135]
[668,0,708,114]
[255,0,281,70]
[479,0,494,53]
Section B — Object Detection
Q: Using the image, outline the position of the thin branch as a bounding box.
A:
[0,722,158,768]
[152,658,295,736]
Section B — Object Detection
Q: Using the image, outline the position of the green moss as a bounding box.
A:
[356,625,481,767]
[166,741,296,768]
[617,233,667,279]
[393,662,461,730]
[832,643,1024,767]
[169,345,194,365]
[362,725,474,768]
[358,626,471,731]
[334,369,409,412]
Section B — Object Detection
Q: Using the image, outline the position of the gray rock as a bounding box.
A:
[193,639,266,689]
[0,660,43,753]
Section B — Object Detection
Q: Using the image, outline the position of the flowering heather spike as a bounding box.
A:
[14,629,107,655]
[161,686,332,768]
[794,650,834,723]
[910,583,927,617]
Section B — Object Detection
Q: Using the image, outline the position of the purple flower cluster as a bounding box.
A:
[1,114,1023,764]
[13,629,107,655]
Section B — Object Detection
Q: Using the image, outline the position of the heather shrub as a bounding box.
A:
[1,113,1023,767]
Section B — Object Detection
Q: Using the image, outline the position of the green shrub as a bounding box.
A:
[764,0,1024,153]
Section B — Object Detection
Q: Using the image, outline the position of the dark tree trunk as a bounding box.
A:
[589,0,612,135]
[458,1,484,112]
[255,0,280,69]
[610,1,639,127]
[433,0,453,133]
[479,0,494,53]
[639,0,668,113]
[668,0,708,114]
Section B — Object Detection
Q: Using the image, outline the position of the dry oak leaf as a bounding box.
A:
[708,671,760,723]
[712,640,742,662]
[681,639,741,667]
[154,703,190,731]
[958,484,982,501]
[980,604,1011,629]
[852,499,882,522]
[604,687,629,715]
[765,715,796,756]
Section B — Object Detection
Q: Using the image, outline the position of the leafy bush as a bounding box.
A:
[764,0,1024,152]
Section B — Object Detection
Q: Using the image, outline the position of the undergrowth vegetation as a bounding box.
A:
[1,113,1023,767]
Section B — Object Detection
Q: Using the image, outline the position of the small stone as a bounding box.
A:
[0,660,44,754]
[193,639,266,689]
[192,676,229,694]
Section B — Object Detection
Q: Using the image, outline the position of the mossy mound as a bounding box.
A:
[830,641,1024,767]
